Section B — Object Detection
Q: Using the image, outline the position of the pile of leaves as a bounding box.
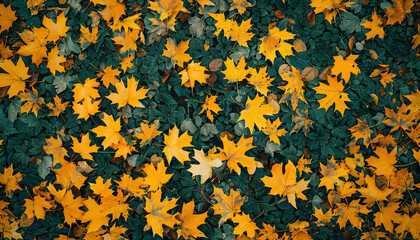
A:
[0,0,419,239]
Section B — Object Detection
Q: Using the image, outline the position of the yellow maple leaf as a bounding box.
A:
[199,95,222,122]
[330,55,360,83]
[176,201,208,239]
[373,199,402,232]
[310,0,355,23]
[134,120,162,146]
[72,77,100,102]
[259,26,295,62]
[144,189,180,237]
[261,161,309,208]
[383,104,416,133]
[218,135,263,175]
[143,161,173,191]
[120,53,134,72]
[111,29,140,52]
[72,96,101,120]
[179,61,208,90]
[47,96,69,117]
[395,212,420,238]
[149,0,187,21]
[107,77,149,109]
[385,0,414,25]
[43,135,68,165]
[238,94,276,132]
[221,56,249,83]
[163,125,193,164]
[412,25,420,49]
[0,164,23,198]
[348,119,373,146]
[361,10,385,40]
[212,187,245,225]
[232,213,259,238]
[114,174,146,198]
[208,13,234,39]
[0,3,17,34]
[0,40,13,61]
[379,71,396,86]
[291,109,313,135]
[230,18,254,47]
[42,12,70,42]
[334,199,369,230]
[188,149,223,184]
[366,147,397,178]
[279,67,307,110]
[111,138,136,159]
[24,195,53,220]
[53,159,87,189]
[89,176,114,198]
[100,66,120,88]
[261,118,287,145]
[259,223,278,240]
[357,175,394,205]
[58,190,84,225]
[80,197,110,233]
[80,26,98,49]
[319,157,349,190]
[71,133,99,161]
[162,39,192,67]
[0,57,30,97]
[101,189,130,221]
[111,13,142,32]
[91,113,122,149]
[313,207,333,227]
[313,75,350,115]
[19,88,45,117]
[247,66,274,96]
[46,46,66,76]
[16,27,49,67]
[230,0,253,14]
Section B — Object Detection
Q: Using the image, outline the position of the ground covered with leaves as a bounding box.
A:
[0,0,419,239]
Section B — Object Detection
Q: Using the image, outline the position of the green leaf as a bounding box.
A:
[38,156,53,179]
